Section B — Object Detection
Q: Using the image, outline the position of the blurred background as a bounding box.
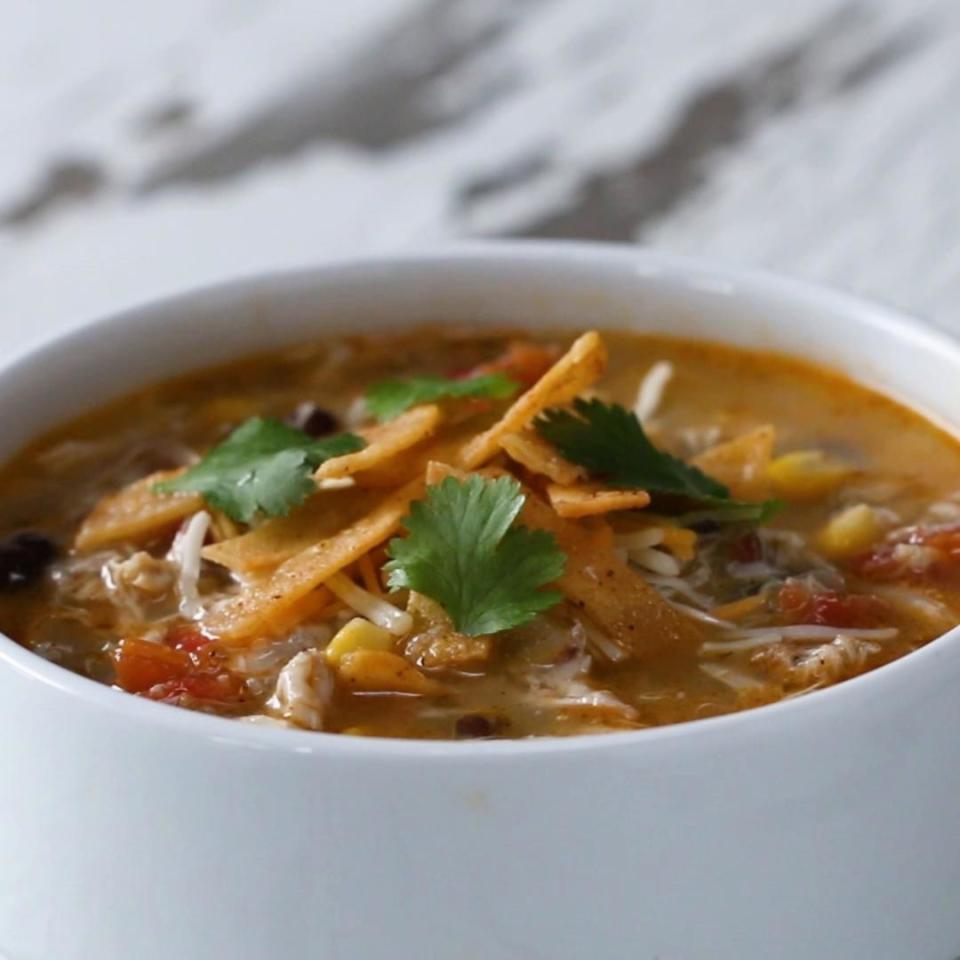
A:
[2,0,958,344]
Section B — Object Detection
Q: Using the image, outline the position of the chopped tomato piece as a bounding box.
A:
[853,525,960,581]
[164,623,211,654]
[853,545,908,580]
[730,531,763,564]
[113,633,246,706]
[147,671,247,705]
[908,524,960,554]
[777,581,890,628]
[113,637,190,693]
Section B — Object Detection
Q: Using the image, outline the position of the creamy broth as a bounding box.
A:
[1,328,958,738]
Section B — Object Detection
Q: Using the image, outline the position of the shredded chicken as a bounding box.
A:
[524,652,638,726]
[754,635,880,689]
[102,551,179,621]
[265,650,334,731]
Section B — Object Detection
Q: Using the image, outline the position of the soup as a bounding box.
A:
[1,328,958,739]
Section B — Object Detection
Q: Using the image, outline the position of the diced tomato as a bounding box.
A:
[908,524,960,555]
[730,531,763,564]
[146,671,247,705]
[164,623,211,654]
[457,341,560,389]
[113,637,191,694]
[853,524,960,581]
[853,544,905,581]
[113,632,247,706]
[777,580,890,628]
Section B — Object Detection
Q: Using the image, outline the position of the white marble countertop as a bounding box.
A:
[1,0,959,348]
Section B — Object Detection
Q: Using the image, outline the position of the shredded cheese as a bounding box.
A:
[702,625,897,654]
[633,361,674,422]
[326,571,413,637]
[167,511,211,620]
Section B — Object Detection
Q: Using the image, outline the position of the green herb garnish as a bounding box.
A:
[365,372,518,421]
[385,475,566,636]
[536,398,782,524]
[156,417,364,523]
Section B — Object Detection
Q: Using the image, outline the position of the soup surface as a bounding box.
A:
[1,328,959,738]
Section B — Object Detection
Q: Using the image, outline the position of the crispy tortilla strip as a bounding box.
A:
[257,586,338,639]
[404,592,492,669]
[500,430,585,485]
[547,482,650,519]
[428,462,701,658]
[316,405,441,481]
[75,469,202,551]
[520,492,702,658]
[425,459,460,486]
[459,331,607,469]
[204,478,423,642]
[345,428,468,489]
[202,487,382,572]
[691,424,775,501]
[208,510,242,543]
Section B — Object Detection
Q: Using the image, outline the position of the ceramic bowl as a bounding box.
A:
[2,243,959,960]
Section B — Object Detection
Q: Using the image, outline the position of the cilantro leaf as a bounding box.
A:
[536,398,781,524]
[156,417,364,523]
[365,372,518,421]
[385,475,566,636]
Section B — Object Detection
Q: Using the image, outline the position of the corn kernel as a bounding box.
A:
[817,503,886,558]
[325,617,393,665]
[768,450,852,500]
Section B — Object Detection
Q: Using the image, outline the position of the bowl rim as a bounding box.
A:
[3,239,960,759]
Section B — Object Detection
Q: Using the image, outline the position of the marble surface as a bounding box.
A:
[1,0,958,344]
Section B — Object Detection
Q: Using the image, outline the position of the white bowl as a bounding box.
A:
[2,243,959,960]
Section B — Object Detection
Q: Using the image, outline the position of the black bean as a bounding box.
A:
[454,714,496,739]
[690,519,721,535]
[293,405,340,438]
[0,532,57,592]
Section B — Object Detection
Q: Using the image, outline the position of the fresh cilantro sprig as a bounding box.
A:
[536,398,782,524]
[365,372,518,421]
[156,417,364,523]
[385,475,566,636]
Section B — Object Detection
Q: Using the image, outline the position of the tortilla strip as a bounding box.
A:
[204,478,424,642]
[344,427,468,489]
[75,469,202,551]
[458,331,607,469]
[316,405,441,481]
[428,462,702,658]
[404,591,492,668]
[691,424,775,501]
[500,430,586,485]
[547,482,651,519]
[201,487,382,572]
[520,491,702,658]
